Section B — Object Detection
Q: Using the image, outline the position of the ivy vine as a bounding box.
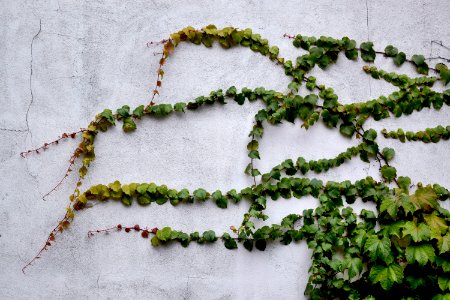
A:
[21,25,450,299]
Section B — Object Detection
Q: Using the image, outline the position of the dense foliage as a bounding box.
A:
[22,25,450,299]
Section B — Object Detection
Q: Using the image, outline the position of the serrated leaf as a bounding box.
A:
[437,234,450,254]
[203,230,216,242]
[398,176,411,193]
[405,276,427,289]
[136,183,150,194]
[424,214,448,236]
[438,277,450,291]
[100,109,115,125]
[411,54,429,75]
[364,235,393,263]
[156,227,172,242]
[363,129,377,141]
[117,105,130,118]
[340,123,356,137]
[247,140,259,151]
[436,257,450,272]
[345,256,363,279]
[222,233,238,250]
[248,150,260,159]
[174,102,186,112]
[437,64,450,86]
[393,52,406,66]
[360,42,376,62]
[380,193,416,217]
[382,147,395,161]
[255,239,266,251]
[405,244,435,266]
[132,105,144,118]
[212,190,227,208]
[384,45,398,57]
[403,221,431,242]
[193,188,208,201]
[381,166,397,182]
[410,185,439,212]
[369,263,404,290]
[243,239,253,251]
[123,117,137,132]
[151,236,159,247]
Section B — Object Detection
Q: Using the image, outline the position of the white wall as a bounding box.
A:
[1,0,449,299]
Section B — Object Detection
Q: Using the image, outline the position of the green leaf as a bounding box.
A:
[193,188,209,201]
[436,257,450,272]
[364,235,393,263]
[405,244,435,266]
[340,123,356,137]
[255,239,267,251]
[369,263,404,290]
[410,185,439,212]
[243,239,253,251]
[123,117,137,132]
[251,168,261,177]
[380,193,416,217]
[304,94,319,105]
[384,45,398,57]
[222,233,238,249]
[203,230,216,242]
[406,276,427,289]
[156,227,172,242]
[425,214,448,236]
[382,147,395,161]
[393,52,406,66]
[212,190,227,208]
[174,102,186,112]
[363,129,377,141]
[248,150,260,159]
[437,234,450,254]
[411,54,429,75]
[344,255,363,279]
[121,196,132,206]
[117,105,130,118]
[247,140,259,151]
[360,42,376,62]
[136,183,150,194]
[100,109,115,125]
[402,221,431,242]
[381,166,397,182]
[437,64,450,86]
[411,54,425,65]
[398,176,411,193]
[438,277,450,291]
[132,105,144,118]
[151,236,159,247]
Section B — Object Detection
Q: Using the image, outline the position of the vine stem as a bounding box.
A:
[250,131,257,187]
[88,224,158,238]
[356,126,400,188]
[281,34,441,73]
[22,212,70,273]
[145,40,173,110]
[88,224,247,242]
[20,129,86,157]
[41,153,77,200]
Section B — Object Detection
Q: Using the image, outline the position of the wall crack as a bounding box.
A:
[26,19,42,144]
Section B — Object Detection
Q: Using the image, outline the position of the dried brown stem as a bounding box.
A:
[20,129,85,158]
[22,212,70,273]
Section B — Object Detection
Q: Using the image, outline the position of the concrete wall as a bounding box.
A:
[1,0,449,299]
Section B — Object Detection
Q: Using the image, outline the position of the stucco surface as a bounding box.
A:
[1,0,449,299]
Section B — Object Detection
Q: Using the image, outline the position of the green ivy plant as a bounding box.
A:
[21,25,450,299]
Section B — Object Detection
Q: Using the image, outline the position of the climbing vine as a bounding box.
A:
[22,25,450,299]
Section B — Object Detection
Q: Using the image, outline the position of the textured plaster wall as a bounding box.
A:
[1,0,449,299]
